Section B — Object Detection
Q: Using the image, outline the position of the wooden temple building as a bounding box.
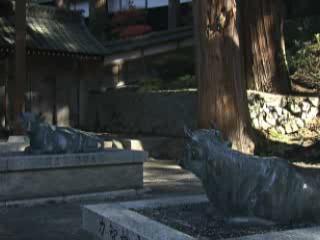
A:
[0,4,106,130]
[0,1,194,134]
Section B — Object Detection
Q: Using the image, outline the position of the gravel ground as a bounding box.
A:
[138,203,318,239]
[0,204,93,240]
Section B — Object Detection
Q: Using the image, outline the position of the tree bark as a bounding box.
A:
[241,0,290,93]
[89,0,107,41]
[194,0,254,153]
[12,0,27,134]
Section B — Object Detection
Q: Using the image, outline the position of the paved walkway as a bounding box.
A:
[0,160,203,240]
[144,159,203,196]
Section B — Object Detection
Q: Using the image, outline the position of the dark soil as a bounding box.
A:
[137,203,317,239]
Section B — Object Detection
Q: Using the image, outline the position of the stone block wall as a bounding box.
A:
[248,90,319,134]
[85,90,197,137]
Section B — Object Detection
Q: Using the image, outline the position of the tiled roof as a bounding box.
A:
[0,4,106,58]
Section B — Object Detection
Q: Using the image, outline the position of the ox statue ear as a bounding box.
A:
[184,126,193,138]
[19,113,23,122]
[37,112,45,122]
[210,121,216,130]
[18,112,26,126]
[225,140,232,148]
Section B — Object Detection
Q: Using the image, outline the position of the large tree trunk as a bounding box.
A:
[89,0,107,41]
[241,0,290,93]
[12,0,27,134]
[194,0,254,153]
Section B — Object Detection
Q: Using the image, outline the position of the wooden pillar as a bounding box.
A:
[7,56,14,131]
[76,61,81,128]
[52,76,57,125]
[25,54,32,112]
[13,0,27,134]
[78,63,88,128]
[4,57,9,129]
[168,0,180,30]
[112,62,124,87]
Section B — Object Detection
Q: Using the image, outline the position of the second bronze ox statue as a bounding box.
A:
[180,128,320,223]
[20,112,104,154]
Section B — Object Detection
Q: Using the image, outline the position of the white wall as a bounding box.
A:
[70,2,89,17]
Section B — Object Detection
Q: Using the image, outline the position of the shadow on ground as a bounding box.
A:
[0,160,202,240]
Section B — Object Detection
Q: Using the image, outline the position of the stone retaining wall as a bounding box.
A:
[86,90,197,137]
[85,90,319,137]
[248,90,319,134]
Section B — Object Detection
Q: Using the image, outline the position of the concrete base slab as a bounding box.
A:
[233,227,320,240]
[83,195,208,240]
[0,149,147,202]
[83,195,320,240]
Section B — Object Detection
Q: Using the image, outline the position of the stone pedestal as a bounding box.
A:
[0,149,147,202]
[83,195,207,240]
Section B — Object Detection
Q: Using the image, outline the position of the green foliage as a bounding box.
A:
[285,16,320,53]
[287,34,320,89]
[168,74,196,89]
[285,16,320,91]
[138,78,163,92]
[138,74,196,92]
[137,48,196,92]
